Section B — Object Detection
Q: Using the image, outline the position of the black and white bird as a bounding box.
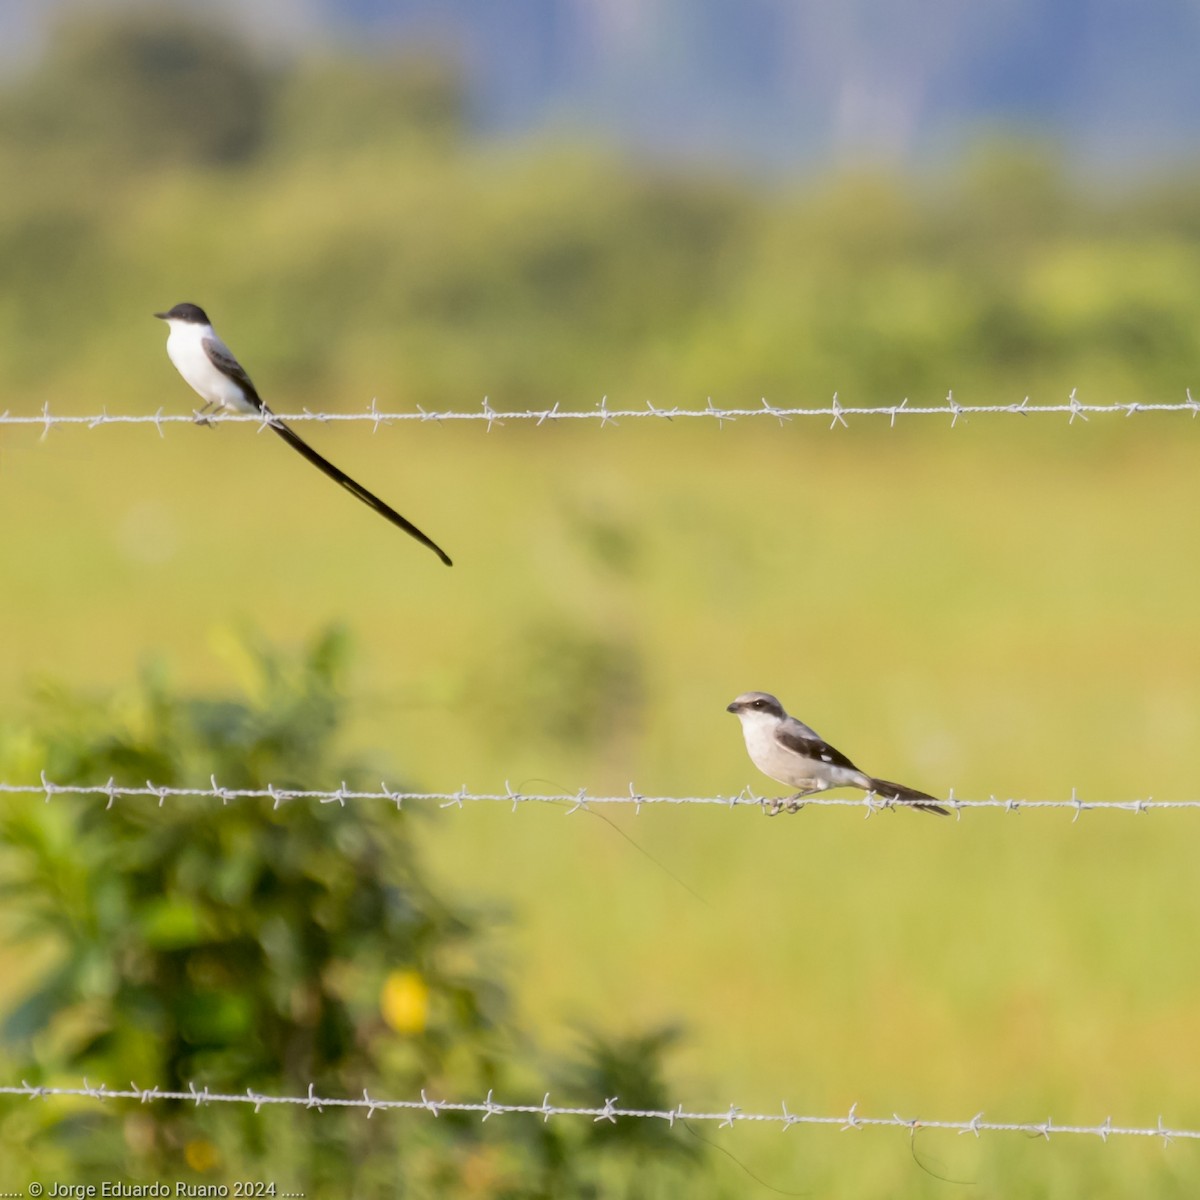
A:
[725,691,947,815]
[155,302,452,565]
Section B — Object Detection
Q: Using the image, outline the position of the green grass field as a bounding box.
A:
[4,412,1200,1194]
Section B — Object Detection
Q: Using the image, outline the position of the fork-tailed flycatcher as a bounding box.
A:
[155,303,452,565]
[726,691,947,815]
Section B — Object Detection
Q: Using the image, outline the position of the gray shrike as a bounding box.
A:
[155,303,452,565]
[726,691,947,815]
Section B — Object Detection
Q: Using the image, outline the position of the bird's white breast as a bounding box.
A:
[735,712,810,787]
[165,324,256,413]
[739,716,781,768]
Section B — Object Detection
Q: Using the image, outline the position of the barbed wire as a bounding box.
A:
[4,390,1200,435]
[0,1081,1195,1143]
[0,776,1194,819]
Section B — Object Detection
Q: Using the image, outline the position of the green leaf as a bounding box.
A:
[136,897,211,949]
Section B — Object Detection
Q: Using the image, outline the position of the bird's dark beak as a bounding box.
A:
[725,701,739,713]
[153,311,169,320]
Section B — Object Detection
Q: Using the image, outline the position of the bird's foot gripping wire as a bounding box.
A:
[766,794,808,816]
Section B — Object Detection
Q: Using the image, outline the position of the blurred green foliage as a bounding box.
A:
[2,8,1199,410]
[0,629,703,1196]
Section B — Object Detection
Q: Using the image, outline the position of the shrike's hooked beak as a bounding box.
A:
[725,701,740,713]
[153,312,169,320]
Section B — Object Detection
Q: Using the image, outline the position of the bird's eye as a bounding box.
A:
[753,700,766,708]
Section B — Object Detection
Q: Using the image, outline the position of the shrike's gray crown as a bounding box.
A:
[154,302,209,324]
[726,691,785,717]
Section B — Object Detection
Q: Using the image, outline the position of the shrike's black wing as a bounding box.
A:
[773,724,862,772]
[775,720,947,815]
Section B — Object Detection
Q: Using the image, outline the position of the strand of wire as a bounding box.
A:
[5,390,1200,434]
[0,777,1195,820]
[0,1082,1194,1143]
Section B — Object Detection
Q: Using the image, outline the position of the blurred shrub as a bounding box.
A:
[0,629,700,1196]
[0,8,271,168]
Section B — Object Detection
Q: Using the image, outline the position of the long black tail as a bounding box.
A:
[866,777,948,816]
[267,416,452,566]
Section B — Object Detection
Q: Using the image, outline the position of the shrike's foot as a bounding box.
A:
[766,795,807,815]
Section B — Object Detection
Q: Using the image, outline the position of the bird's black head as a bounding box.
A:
[726,691,786,717]
[154,302,210,324]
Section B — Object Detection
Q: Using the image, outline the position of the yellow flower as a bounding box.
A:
[381,969,430,1034]
[184,1139,219,1172]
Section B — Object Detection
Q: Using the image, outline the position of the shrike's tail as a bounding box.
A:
[866,778,949,816]
[267,414,453,566]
